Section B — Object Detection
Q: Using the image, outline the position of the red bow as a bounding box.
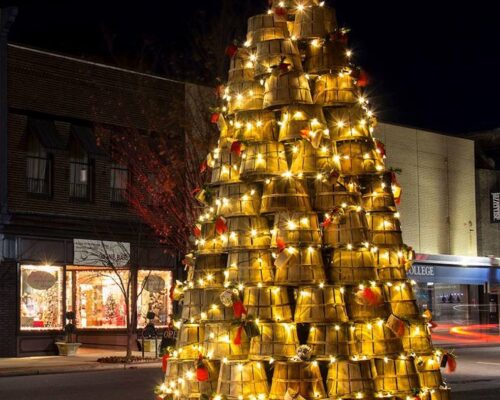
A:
[210,112,220,124]
[230,141,243,156]
[215,216,228,235]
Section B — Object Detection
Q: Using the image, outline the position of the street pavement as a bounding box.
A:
[0,368,164,400]
[0,347,499,399]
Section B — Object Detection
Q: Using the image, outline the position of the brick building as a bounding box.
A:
[0,41,210,356]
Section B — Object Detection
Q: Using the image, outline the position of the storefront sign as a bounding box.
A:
[74,239,130,267]
[143,274,166,293]
[26,270,57,290]
[408,264,435,277]
[491,193,500,223]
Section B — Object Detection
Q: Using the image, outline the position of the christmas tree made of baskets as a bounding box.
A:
[158,1,452,400]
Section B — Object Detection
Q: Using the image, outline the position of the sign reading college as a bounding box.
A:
[492,193,500,223]
[73,239,130,267]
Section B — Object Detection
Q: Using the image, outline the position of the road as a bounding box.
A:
[0,347,500,400]
[0,367,164,400]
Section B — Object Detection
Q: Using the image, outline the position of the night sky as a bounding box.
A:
[3,0,500,135]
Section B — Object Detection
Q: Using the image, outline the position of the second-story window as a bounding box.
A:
[110,162,128,203]
[26,134,52,196]
[69,139,93,200]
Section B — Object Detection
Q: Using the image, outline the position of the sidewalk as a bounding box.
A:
[0,347,162,377]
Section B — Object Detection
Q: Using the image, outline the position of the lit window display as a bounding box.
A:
[20,265,63,330]
[137,270,173,327]
[74,270,129,328]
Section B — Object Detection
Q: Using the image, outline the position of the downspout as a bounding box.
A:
[0,7,17,221]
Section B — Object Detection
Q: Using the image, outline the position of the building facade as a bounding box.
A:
[377,122,499,326]
[0,44,211,357]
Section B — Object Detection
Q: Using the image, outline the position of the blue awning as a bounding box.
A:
[409,254,500,285]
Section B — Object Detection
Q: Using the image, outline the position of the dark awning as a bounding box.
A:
[27,117,64,149]
[70,125,106,156]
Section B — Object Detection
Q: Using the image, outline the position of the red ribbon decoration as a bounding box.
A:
[215,216,228,235]
[321,216,332,229]
[276,237,287,253]
[233,324,243,345]
[196,365,209,382]
[230,141,243,157]
[161,354,169,373]
[199,160,208,174]
[225,44,238,58]
[232,300,247,319]
[356,69,370,87]
[375,139,386,158]
[210,112,220,124]
[193,224,202,238]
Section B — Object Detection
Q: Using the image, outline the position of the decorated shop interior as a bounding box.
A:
[16,237,176,355]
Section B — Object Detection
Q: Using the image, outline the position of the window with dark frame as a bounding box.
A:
[26,134,52,196]
[110,162,129,203]
[69,139,93,200]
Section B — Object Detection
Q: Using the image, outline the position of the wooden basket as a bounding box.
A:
[182,289,232,322]
[305,40,348,75]
[210,147,242,185]
[249,322,299,360]
[234,110,278,142]
[228,48,255,83]
[217,183,261,217]
[263,71,313,109]
[204,322,250,360]
[372,246,408,281]
[402,321,433,354]
[247,14,289,45]
[270,361,327,400]
[261,176,312,214]
[349,322,403,357]
[278,104,326,142]
[177,323,204,360]
[295,286,348,323]
[164,358,181,385]
[197,222,227,255]
[307,323,350,359]
[415,355,443,389]
[359,173,397,212]
[270,0,319,11]
[334,139,384,176]
[217,361,269,400]
[227,80,264,114]
[255,39,303,76]
[326,360,375,398]
[313,73,357,106]
[240,141,288,179]
[372,358,420,395]
[345,286,389,320]
[324,106,372,141]
[366,212,404,246]
[193,254,228,287]
[225,216,271,251]
[384,283,421,319]
[179,360,221,399]
[271,211,322,246]
[195,254,228,270]
[322,209,369,248]
[313,180,361,212]
[227,250,275,284]
[292,6,335,39]
[429,388,451,400]
[289,140,334,176]
[327,247,378,284]
[274,246,326,285]
[243,286,293,322]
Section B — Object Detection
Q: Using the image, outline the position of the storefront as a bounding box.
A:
[13,237,177,355]
[408,254,500,326]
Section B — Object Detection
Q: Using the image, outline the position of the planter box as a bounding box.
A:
[55,342,82,356]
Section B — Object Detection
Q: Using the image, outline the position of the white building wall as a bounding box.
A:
[375,123,477,256]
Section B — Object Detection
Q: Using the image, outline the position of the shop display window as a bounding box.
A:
[74,270,129,328]
[137,270,173,327]
[20,265,63,330]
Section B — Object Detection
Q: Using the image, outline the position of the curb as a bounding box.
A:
[0,362,162,378]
